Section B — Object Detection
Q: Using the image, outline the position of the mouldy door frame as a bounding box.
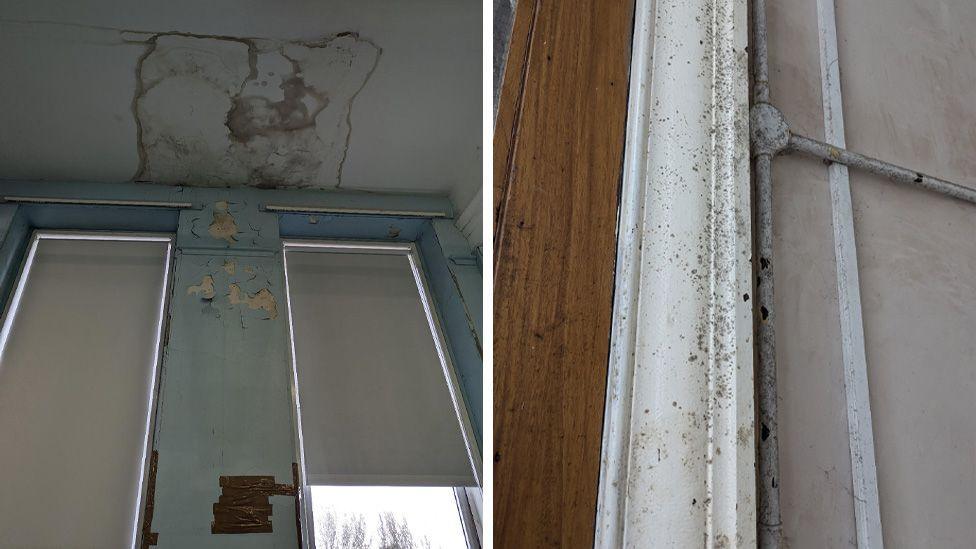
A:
[0,180,483,549]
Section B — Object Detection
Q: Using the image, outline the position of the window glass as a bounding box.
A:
[311,486,467,549]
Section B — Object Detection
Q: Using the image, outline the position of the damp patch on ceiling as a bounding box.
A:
[130,32,380,189]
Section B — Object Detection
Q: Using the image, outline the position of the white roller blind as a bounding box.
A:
[0,235,171,548]
[284,245,475,487]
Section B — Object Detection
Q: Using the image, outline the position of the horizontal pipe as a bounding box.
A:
[788,134,976,205]
[263,204,449,218]
[3,196,194,209]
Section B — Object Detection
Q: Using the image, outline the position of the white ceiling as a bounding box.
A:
[0,0,482,210]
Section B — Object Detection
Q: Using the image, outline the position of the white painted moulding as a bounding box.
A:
[595,0,755,546]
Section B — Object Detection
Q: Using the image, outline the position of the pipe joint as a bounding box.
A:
[750,102,790,158]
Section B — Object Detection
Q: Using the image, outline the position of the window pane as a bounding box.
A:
[311,486,467,549]
[0,236,170,548]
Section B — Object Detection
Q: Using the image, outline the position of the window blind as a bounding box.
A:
[285,247,475,487]
[0,235,170,548]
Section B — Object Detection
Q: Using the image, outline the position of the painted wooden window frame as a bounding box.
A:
[0,181,483,549]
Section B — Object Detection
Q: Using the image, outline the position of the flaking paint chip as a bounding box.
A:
[187,275,216,299]
[209,208,239,244]
[228,283,278,319]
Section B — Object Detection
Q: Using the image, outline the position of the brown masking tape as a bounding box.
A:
[211,468,300,537]
[140,450,160,548]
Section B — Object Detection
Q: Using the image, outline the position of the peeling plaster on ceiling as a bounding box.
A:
[0,0,481,208]
[133,32,380,189]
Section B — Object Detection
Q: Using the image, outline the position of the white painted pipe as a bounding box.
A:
[787,134,976,205]
[750,0,783,544]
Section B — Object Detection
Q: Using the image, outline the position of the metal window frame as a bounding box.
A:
[0,229,176,549]
[281,238,483,549]
[454,485,483,548]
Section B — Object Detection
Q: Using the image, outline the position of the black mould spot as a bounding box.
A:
[914,174,923,183]
[759,257,770,270]
[761,423,770,441]
[253,180,280,190]
[760,306,769,320]
[743,293,750,302]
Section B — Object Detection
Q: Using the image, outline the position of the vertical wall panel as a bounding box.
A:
[492,0,634,546]
[150,200,298,548]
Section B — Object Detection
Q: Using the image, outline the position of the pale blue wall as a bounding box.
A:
[0,181,482,548]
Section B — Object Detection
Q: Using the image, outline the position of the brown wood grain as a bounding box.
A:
[493,0,635,547]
